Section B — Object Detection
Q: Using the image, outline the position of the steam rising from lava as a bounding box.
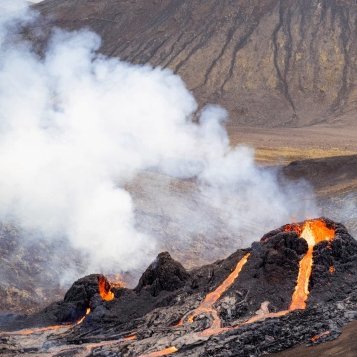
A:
[0,1,318,278]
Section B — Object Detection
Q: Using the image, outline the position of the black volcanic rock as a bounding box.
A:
[215,231,304,319]
[258,218,357,309]
[1,218,356,357]
[308,220,357,305]
[39,274,109,324]
[64,274,102,305]
[135,252,190,296]
[53,274,106,322]
[0,274,108,329]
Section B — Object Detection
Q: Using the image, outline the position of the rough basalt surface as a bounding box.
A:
[0,274,109,331]
[135,252,190,297]
[0,218,356,356]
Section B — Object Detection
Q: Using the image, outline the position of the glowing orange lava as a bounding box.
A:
[175,219,335,344]
[243,309,289,325]
[5,220,336,357]
[311,330,330,342]
[140,346,178,357]
[199,253,251,308]
[178,253,250,334]
[283,223,303,235]
[76,307,91,325]
[98,276,115,301]
[124,334,137,341]
[4,324,69,336]
[5,308,92,336]
[289,220,335,310]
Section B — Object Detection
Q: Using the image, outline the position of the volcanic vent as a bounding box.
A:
[0,218,356,356]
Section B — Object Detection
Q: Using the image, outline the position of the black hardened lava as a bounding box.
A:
[0,218,356,356]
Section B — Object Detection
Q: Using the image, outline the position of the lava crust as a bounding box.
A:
[0,218,356,356]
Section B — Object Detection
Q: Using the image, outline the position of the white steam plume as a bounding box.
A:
[0,1,318,275]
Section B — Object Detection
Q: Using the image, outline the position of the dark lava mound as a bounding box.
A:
[0,218,356,356]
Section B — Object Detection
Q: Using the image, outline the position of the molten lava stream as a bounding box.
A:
[4,324,71,336]
[178,253,250,334]
[289,245,314,310]
[242,309,289,325]
[4,307,91,336]
[140,346,178,357]
[243,220,336,325]
[76,307,91,325]
[169,219,335,353]
[289,220,335,310]
[124,334,137,341]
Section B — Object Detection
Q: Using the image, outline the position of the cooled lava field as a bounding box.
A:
[1,217,356,356]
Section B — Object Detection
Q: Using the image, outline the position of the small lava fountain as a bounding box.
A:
[98,275,115,301]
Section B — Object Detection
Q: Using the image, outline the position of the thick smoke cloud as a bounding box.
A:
[0,1,318,276]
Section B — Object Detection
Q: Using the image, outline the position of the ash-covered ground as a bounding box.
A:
[1,218,356,356]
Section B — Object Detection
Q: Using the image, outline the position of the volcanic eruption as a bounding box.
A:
[288,220,335,310]
[0,2,355,357]
[1,217,356,356]
[98,275,115,302]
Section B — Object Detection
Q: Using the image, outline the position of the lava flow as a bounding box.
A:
[98,275,115,301]
[3,324,71,336]
[5,307,92,336]
[244,219,336,325]
[177,219,335,336]
[140,346,178,357]
[76,307,91,325]
[2,219,342,357]
[178,253,250,334]
[289,219,335,310]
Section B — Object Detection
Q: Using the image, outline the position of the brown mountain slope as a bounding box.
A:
[33,0,356,128]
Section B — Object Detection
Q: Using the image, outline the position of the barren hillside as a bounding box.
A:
[33,0,356,129]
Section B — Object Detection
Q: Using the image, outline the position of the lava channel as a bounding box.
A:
[243,219,336,325]
[177,252,250,335]
[124,220,336,356]
[289,219,335,310]
[140,346,178,357]
[76,307,91,325]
